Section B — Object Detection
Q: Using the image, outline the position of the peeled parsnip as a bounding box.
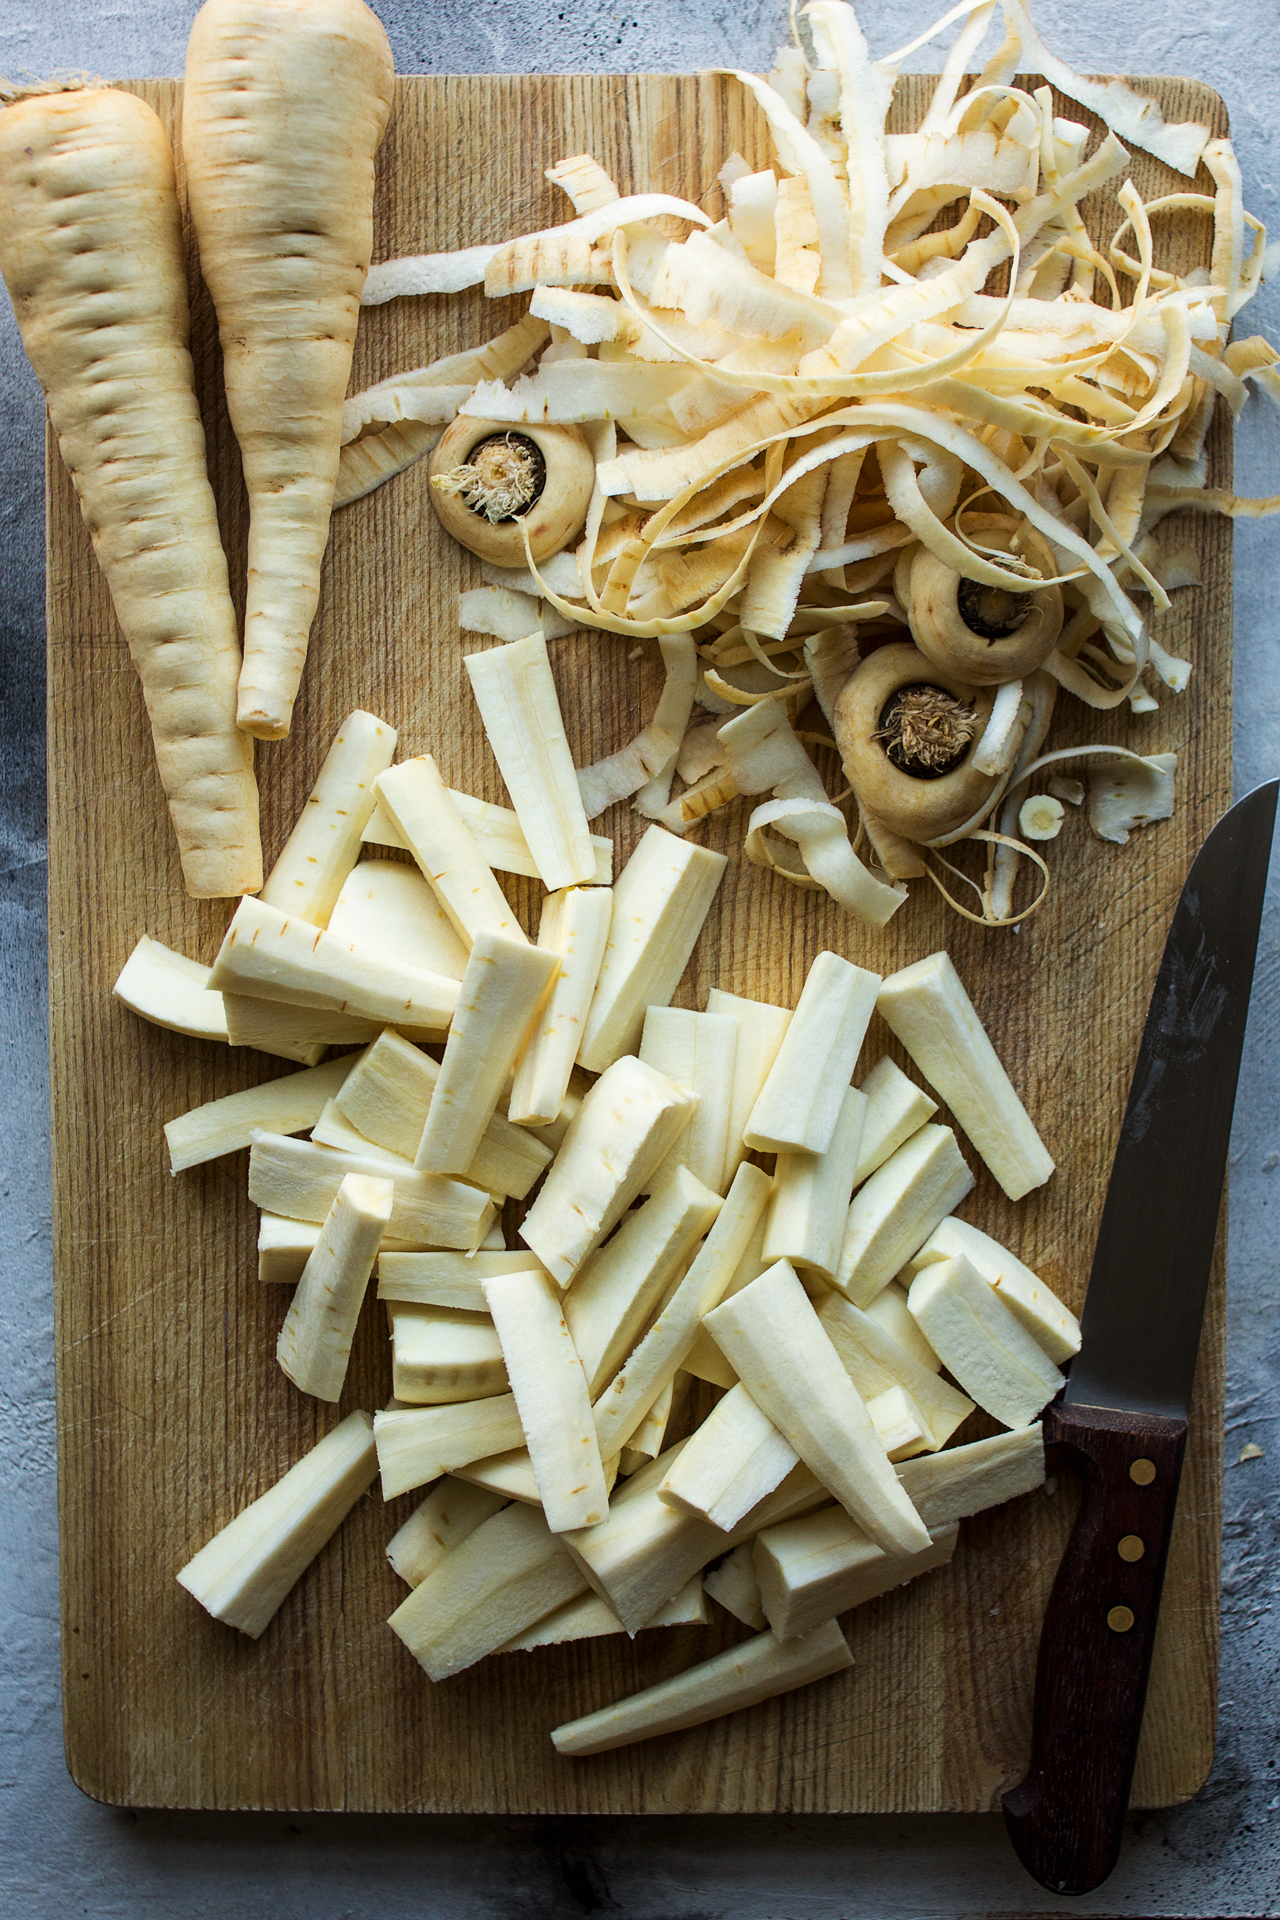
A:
[247,1130,494,1249]
[703,1542,767,1629]
[903,1218,1081,1363]
[277,1173,392,1401]
[259,710,397,925]
[209,895,459,1033]
[0,85,259,896]
[520,1056,695,1288]
[416,933,558,1175]
[753,1509,958,1642]
[182,0,395,738]
[387,1500,587,1681]
[816,1293,973,1451]
[639,1007,738,1194]
[744,951,880,1156]
[374,757,527,949]
[703,1258,932,1557]
[386,1478,507,1588]
[564,1168,722,1396]
[177,1410,377,1636]
[364,788,613,886]
[592,1162,773,1460]
[114,937,229,1045]
[222,992,381,1066]
[764,1086,866,1280]
[484,1266,609,1531]
[657,1382,798,1532]
[877,952,1054,1201]
[578,827,727,1072]
[705,987,792,1187]
[851,1057,938,1188]
[327,859,470,981]
[834,1124,974,1306]
[463,633,597,888]
[373,1396,525,1499]
[378,1251,546,1313]
[907,1253,1063,1429]
[551,1618,853,1756]
[164,1054,354,1172]
[507,887,612,1126]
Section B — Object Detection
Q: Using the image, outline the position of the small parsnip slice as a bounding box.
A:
[907,1255,1063,1429]
[657,1382,798,1532]
[834,1125,973,1306]
[753,1509,958,1642]
[852,1057,938,1188]
[763,1086,866,1279]
[704,986,792,1187]
[327,858,469,981]
[165,1054,354,1172]
[364,788,614,885]
[248,1130,494,1250]
[388,1305,509,1404]
[903,1217,1081,1363]
[373,1396,524,1499]
[639,1006,738,1194]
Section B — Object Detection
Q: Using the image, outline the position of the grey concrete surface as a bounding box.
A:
[1,3,1278,1914]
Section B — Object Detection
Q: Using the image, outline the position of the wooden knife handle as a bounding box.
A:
[1002,1400,1188,1896]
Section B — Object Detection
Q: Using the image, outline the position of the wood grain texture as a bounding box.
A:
[49,73,1229,1814]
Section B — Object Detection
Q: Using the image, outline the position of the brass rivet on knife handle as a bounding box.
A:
[1128,1458,1156,1485]
[1117,1535,1145,1563]
[1106,1606,1135,1633]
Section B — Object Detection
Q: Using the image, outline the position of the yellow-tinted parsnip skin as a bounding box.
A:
[0,87,260,896]
[182,0,394,739]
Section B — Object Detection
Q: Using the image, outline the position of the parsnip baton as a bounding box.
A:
[248,1130,494,1249]
[877,951,1054,1200]
[373,1395,525,1499]
[551,1618,852,1755]
[816,1291,973,1450]
[113,935,228,1043]
[764,1085,866,1278]
[416,933,558,1174]
[209,895,458,1032]
[639,1006,738,1194]
[520,1055,695,1287]
[364,787,613,885]
[328,857,469,981]
[464,631,597,889]
[165,1053,354,1172]
[222,991,381,1065]
[259,709,397,926]
[744,950,880,1155]
[176,1410,377,1637]
[895,1425,1046,1529]
[484,1265,609,1531]
[508,886,613,1125]
[908,1254,1064,1428]
[705,986,792,1186]
[703,1541,767,1629]
[387,1501,587,1680]
[564,1167,722,1395]
[852,1056,938,1187]
[904,1217,1081,1363]
[378,1250,547,1314]
[578,826,727,1072]
[277,1173,392,1402]
[374,755,527,949]
[754,1509,958,1641]
[703,1259,932,1556]
[386,1478,507,1588]
[834,1123,974,1305]
[657,1382,798,1532]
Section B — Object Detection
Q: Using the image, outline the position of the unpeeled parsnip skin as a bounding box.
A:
[0,86,260,896]
[183,0,395,738]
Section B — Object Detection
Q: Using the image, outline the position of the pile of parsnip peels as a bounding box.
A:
[341,0,1280,928]
[117,654,1079,1756]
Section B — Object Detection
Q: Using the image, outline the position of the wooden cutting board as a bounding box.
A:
[48,71,1230,1814]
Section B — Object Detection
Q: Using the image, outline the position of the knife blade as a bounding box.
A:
[1002,778,1278,1897]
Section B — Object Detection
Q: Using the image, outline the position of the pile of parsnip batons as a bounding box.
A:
[18,0,1279,1762]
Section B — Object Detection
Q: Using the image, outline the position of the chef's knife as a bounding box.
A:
[1002,778,1278,1897]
